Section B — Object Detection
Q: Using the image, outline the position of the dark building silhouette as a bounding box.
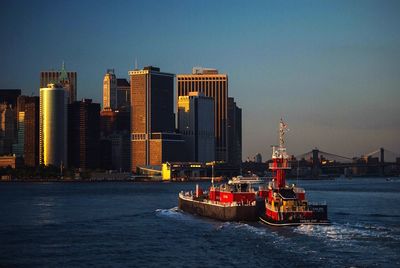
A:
[100,109,130,136]
[177,67,228,162]
[68,99,100,170]
[116,79,131,110]
[227,97,242,165]
[1,89,21,145]
[16,96,39,166]
[129,66,183,171]
[100,109,130,171]
[0,89,21,108]
[99,139,112,170]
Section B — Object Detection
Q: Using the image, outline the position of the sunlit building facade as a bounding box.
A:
[178,92,214,162]
[39,84,68,167]
[40,62,77,104]
[177,67,228,162]
[129,66,184,172]
[103,69,117,110]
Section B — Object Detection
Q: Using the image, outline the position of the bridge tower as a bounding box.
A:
[312,148,320,178]
[380,147,385,176]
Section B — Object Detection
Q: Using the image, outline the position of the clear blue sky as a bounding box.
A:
[1,0,399,160]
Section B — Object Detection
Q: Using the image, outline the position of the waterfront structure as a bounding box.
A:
[40,63,77,104]
[177,67,228,162]
[0,104,15,155]
[16,96,40,166]
[116,78,130,110]
[39,83,68,167]
[129,66,184,171]
[227,97,242,165]
[68,99,100,170]
[0,155,22,169]
[178,92,214,162]
[103,69,117,110]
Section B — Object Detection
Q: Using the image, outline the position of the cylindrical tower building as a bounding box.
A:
[40,83,68,167]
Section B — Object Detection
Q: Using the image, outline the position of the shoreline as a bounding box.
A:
[0,176,396,183]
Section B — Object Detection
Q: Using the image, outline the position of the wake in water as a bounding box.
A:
[294,222,400,242]
[155,207,184,218]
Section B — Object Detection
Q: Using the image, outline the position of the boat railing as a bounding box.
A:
[293,187,305,193]
[309,201,327,206]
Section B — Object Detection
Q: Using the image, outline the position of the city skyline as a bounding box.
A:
[1,0,399,159]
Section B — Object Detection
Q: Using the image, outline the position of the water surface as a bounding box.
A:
[0,178,399,267]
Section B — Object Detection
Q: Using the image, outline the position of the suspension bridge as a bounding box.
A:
[293,148,400,177]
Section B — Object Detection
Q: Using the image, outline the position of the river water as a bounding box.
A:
[0,178,399,267]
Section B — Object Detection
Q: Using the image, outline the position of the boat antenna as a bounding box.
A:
[211,162,215,187]
[279,118,289,148]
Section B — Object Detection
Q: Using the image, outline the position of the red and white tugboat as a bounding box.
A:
[259,119,330,226]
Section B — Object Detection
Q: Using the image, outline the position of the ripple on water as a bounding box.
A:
[294,222,400,242]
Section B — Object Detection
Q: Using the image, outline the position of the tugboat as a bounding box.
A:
[259,119,330,226]
[178,175,267,221]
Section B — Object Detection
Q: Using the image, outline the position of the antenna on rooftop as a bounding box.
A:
[135,58,138,70]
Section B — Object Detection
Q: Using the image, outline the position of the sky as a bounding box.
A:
[1,0,399,160]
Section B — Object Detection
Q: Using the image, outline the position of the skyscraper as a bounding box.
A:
[68,99,100,170]
[100,109,131,171]
[40,83,68,167]
[22,97,39,167]
[116,78,130,110]
[0,104,16,155]
[12,111,24,157]
[228,97,242,165]
[178,92,215,162]
[40,63,77,104]
[177,67,228,162]
[103,69,117,110]
[129,66,183,171]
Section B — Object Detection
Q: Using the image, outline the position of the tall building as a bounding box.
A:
[0,104,16,155]
[22,97,40,166]
[178,92,214,162]
[116,78,130,110]
[129,66,183,171]
[100,109,131,171]
[227,97,242,165]
[15,96,40,166]
[103,69,117,110]
[1,89,21,143]
[109,132,131,171]
[40,63,77,104]
[177,67,228,162]
[40,83,68,167]
[12,112,25,157]
[68,99,100,170]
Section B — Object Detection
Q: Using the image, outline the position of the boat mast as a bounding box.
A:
[211,162,215,187]
[271,119,290,188]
